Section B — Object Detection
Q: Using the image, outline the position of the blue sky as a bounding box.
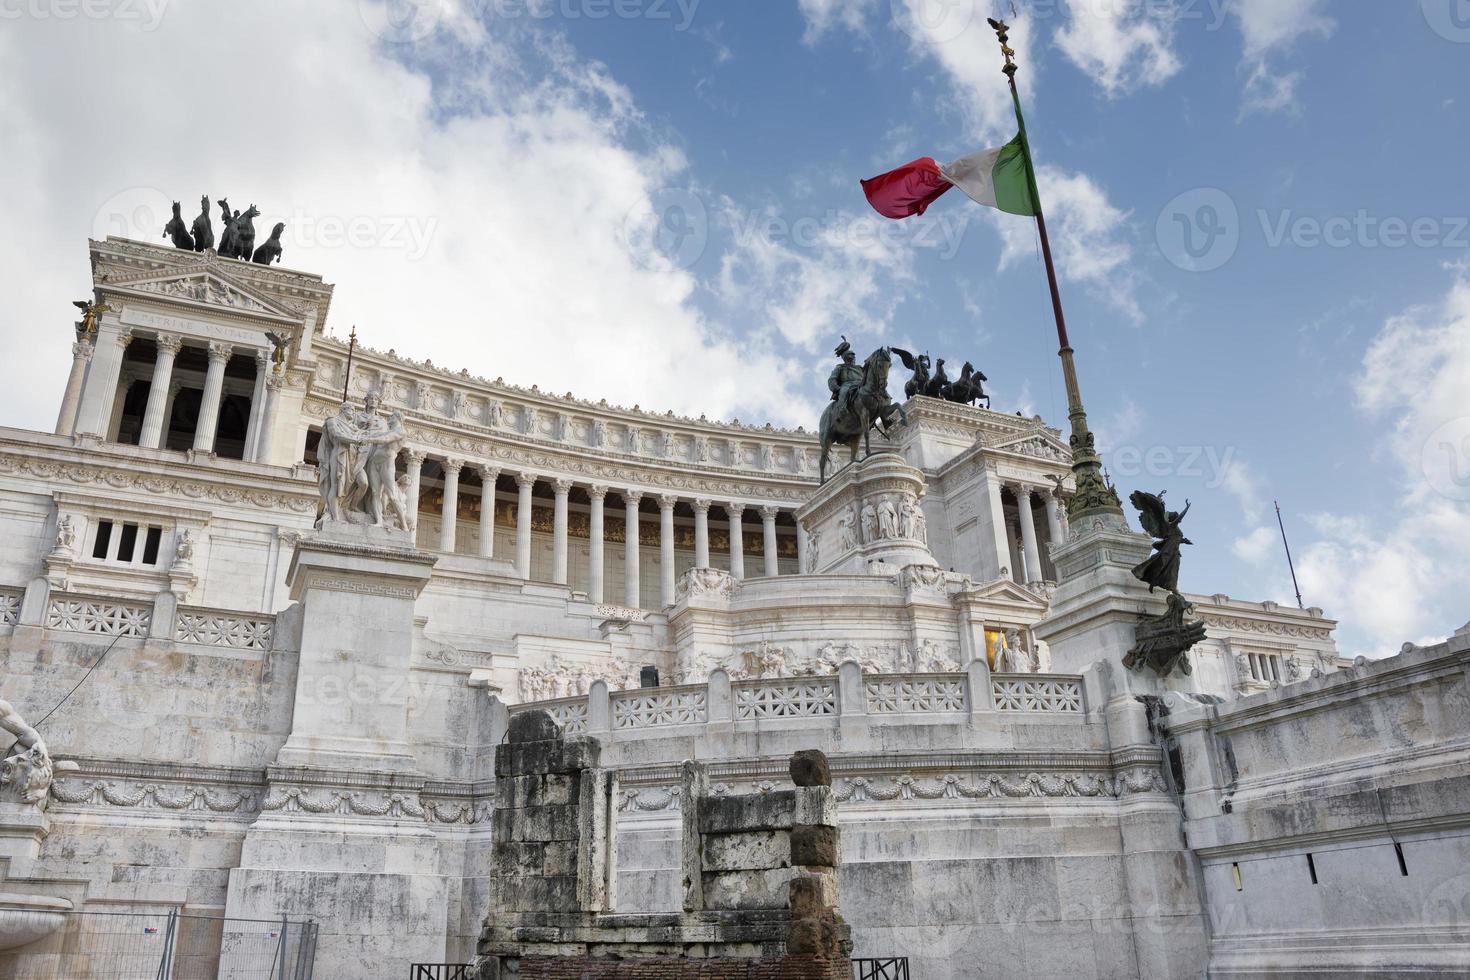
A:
[1,0,1466,654]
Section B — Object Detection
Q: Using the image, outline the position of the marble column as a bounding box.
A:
[1044,492,1065,546]
[439,459,463,553]
[138,333,182,449]
[1007,519,1024,583]
[74,322,131,438]
[193,342,233,453]
[589,485,607,604]
[693,498,711,569]
[55,339,94,437]
[796,521,809,574]
[552,479,572,585]
[624,490,643,609]
[478,465,500,559]
[727,503,745,581]
[244,350,270,460]
[405,450,425,534]
[659,494,677,606]
[1014,484,1042,584]
[760,505,780,577]
[516,472,535,579]
[985,467,1012,582]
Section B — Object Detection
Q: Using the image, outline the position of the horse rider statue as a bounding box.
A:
[828,336,864,414]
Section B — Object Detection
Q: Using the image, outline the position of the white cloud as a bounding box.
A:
[1055,1,1182,97]
[1231,525,1276,564]
[0,1,831,431]
[1230,0,1334,116]
[1293,270,1470,655]
[993,165,1139,319]
[797,0,878,43]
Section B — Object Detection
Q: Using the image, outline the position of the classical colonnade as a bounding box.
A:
[995,480,1067,586]
[403,453,801,610]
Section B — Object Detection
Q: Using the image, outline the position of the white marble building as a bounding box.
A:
[2,237,1463,979]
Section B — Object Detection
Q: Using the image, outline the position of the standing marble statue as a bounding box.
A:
[316,394,414,532]
[877,497,899,540]
[1,697,54,805]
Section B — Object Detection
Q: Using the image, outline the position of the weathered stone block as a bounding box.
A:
[790,748,831,787]
[702,830,791,872]
[493,840,544,877]
[501,874,578,912]
[542,840,577,877]
[500,773,579,809]
[698,791,796,833]
[789,871,839,917]
[495,737,602,778]
[793,786,837,828]
[510,803,580,842]
[786,915,846,956]
[790,825,840,869]
[508,709,560,744]
[701,867,794,910]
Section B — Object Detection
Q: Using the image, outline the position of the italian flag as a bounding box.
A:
[861,134,1038,219]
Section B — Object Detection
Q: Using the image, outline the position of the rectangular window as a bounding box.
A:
[116,522,139,563]
[92,519,114,559]
[142,526,162,565]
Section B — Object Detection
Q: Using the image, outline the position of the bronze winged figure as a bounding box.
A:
[1129,490,1191,594]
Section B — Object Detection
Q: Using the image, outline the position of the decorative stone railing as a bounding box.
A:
[0,588,21,628]
[174,607,275,650]
[44,594,152,638]
[500,663,1088,749]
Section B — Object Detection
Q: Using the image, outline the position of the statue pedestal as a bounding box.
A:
[272,520,436,773]
[795,451,937,574]
[1034,518,1203,697]
[224,520,448,977]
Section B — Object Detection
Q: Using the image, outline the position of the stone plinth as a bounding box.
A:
[273,519,437,773]
[795,451,935,575]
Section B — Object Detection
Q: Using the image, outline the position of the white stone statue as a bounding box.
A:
[521,406,538,435]
[694,436,709,462]
[837,506,858,552]
[450,391,467,419]
[900,496,927,544]
[860,501,877,543]
[805,530,820,574]
[51,515,77,557]
[1,697,54,806]
[173,529,195,566]
[316,394,414,532]
[592,419,607,448]
[877,497,899,540]
[486,400,504,428]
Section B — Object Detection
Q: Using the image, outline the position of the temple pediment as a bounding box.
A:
[104,266,301,323]
[962,576,1051,610]
[989,429,1070,464]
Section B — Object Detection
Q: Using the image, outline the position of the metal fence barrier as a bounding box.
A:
[1,908,318,980]
[410,966,474,980]
[853,958,911,980]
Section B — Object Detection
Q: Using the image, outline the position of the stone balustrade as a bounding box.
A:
[504,662,1088,748]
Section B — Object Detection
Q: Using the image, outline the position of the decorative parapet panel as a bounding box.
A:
[612,687,708,730]
[865,674,968,713]
[45,594,151,638]
[734,678,838,720]
[510,695,589,734]
[991,674,1083,713]
[175,608,275,650]
[0,587,21,627]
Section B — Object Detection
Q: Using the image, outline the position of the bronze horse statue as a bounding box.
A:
[234,205,261,261]
[944,361,990,408]
[191,194,214,252]
[818,346,907,483]
[163,202,194,250]
[252,222,285,265]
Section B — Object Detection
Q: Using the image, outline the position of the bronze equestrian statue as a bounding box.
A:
[818,338,907,483]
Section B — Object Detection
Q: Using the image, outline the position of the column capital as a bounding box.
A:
[658,493,678,511]
[154,332,184,356]
[115,326,135,349]
[479,463,501,482]
[552,477,573,495]
[759,504,780,521]
[623,488,644,506]
[589,483,608,501]
[71,341,95,360]
[693,497,711,514]
[254,348,272,371]
[405,448,426,466]
[515,471,537,490]
[726,501,746,518]
[1008,481,1036,500]
[206,341,234,363]
[442,457,465,476]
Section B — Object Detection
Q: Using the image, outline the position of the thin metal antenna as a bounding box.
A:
[1275,500,1304,610]
[342,325,358,403]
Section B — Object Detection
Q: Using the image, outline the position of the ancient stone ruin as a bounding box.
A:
[477,711,850,978]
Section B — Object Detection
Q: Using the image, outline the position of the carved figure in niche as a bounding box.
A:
[694,436,709,462]
[522,406,538,435]
[757,444,773,470]
[191,195,214,251]
[877,497,900,540]
[52,515,76,557]
[163,201,195,250]
[837,506,858,551]
[449,391,467,420]
[486,400,503,427]
[0,697,54,805]
[173,529,195,566]
[251,222,285,265]
[805,529,820,573]
[860,501,877,543]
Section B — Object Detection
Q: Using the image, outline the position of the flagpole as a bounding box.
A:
[989,19,1123,524]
